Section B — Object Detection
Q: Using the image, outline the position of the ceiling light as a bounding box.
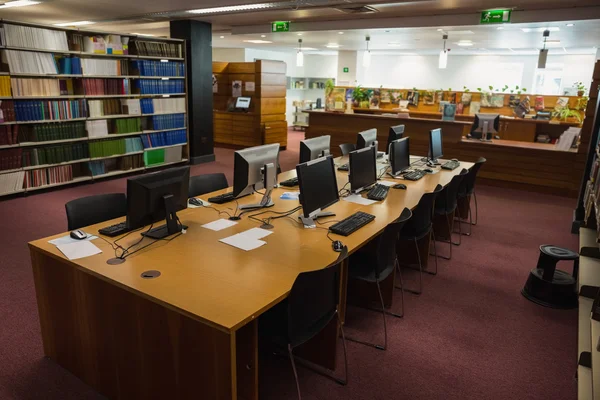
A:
[338,32,344,35]
[220,36,225,39]
[538,29,550,69]
[294,47,318,51]
[297,33,303,36]
[439,34,448,69]
[497,27,504,30]
[132,33,155,37]
[325,43,340,48]
[437,28,443,32]
[54,21,95,27]
[566,23,574,27]
[188,3,276,14]
[261,35,266,38]
[0,0,40,8]
[296,38,303,67]
[243,40,272,44]
[456,41,473,47]
[522,27,560,33]
[363,35,371,68]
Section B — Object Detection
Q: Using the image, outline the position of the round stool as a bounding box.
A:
[521,245,579,309]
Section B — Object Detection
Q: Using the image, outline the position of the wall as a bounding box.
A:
[211,48,245,62]
[337,51,358,86]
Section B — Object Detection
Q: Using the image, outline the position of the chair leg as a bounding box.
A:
[288,344,302,400]
[345,280,388,350]
[338,314,349,385]
[472,191,479,225]
[458,200,473,236]
[430,231,439,274]
[402,238,423,295]
[392,259,405,318]
[433,216,453,260]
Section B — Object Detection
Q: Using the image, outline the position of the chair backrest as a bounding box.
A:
[403,184,443,236]
[286,251,346,348]
[339,143,356,156]
[461,157,486,195]
[436,169,469,214]
[188,173,228,197]
[65,193,127,230]
[374,208,412,277]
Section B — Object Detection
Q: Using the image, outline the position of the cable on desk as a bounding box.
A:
[338,181,351,198]
[200,203,233,219]
[248,206,302,226]
[377,165,390,179]
[116,224,154,259]
[286,216,335,243]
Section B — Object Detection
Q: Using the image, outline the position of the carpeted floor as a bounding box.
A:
[0,128,579,399]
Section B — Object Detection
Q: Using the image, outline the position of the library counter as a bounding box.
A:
[306,110,585,197]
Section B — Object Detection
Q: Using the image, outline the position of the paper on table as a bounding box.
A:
[280,192,300,200]
[342,194,377,206]
[377,181,396,187]
[48,234,98,246]
[56,241,102,260]
[201,218,238,231]
[219,236,266,251]
[241,227,274,240]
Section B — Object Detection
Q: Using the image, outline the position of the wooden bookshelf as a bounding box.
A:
[0,19,189,197]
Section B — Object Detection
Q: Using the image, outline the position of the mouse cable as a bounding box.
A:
[115,224,154,259]
[377,165,390,180]
[286,216,335,243]
[200,203,233,219]
[249,206,302,226]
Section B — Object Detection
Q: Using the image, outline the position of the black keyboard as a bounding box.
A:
[99,222,130,237]
[366,184,390,201]
[208,192,235,204]
[403,170,426,181]
[441,160,460,170]
[329,211,376,236]
[337,163,349,171]
[280,177,298,187]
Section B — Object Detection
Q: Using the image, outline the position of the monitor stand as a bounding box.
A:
[299,211,336,228]
[239,163,276,210]
[143,194,188,240]
[480,121,492,142]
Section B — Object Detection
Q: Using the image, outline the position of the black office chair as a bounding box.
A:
[339,143,356,156]
[188,173,228,197]
[456,157,486,236]
[433,169,468,259]
[398,184,443,295]
[259,247,349,400]
[65,193,127,231]
[346,208,412,351]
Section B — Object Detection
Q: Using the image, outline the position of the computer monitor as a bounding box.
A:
[233,143,280,210]
[349,146,377,193]
[471,113,499,141]
[126,166,190,240]
[428,128,443,164]
[296,156,339,227]
[235,97,251,109]
[388,137,410,177]
[387,124,405,154]
[299,135,331,163]
[356,128,378,150]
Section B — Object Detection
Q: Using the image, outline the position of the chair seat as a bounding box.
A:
[539,245,578,260]
[349,252,394,283]
[399,222,431,241]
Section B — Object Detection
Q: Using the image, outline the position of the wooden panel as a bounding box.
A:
[236,320,258,400]
[257,73,286,86]
[263,120,287,147]
[214,73,231,96]
[213,95,230,111]
[258,98,286,115]
[501,120,537,142]
[260,114,286,123]
[256,60,286,74]
[228,62,255,74]
[257,85,286,98]
[213,62,229,73]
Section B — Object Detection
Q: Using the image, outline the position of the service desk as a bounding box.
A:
[306,110,584,197]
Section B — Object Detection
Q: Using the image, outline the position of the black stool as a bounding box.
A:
[521,245,579,309]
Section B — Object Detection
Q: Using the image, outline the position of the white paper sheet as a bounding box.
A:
[201,218,238,231]
[219,236,266,251]
[342,194,377,206]
[377,181,396,187]
[56,241,102,260]
[241,227,274,240]
[48,234,98,246]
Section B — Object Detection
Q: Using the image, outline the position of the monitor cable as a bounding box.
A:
[248,206,302,228]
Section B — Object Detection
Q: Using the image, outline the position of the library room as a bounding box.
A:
[1,1,600,400]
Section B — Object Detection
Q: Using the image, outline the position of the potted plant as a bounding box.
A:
[352,85,370,108]
[324,79,335,98]
[552,105,582,123]
[576,96,589,111]
[574,82,586,97]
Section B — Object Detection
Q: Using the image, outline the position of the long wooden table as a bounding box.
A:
[29,157,473,400]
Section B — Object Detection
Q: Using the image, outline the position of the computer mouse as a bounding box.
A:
[189,197,202,207]
[393,184,407,190]
[70,229,87,240]
[332,240,344,252]
[423,168,434,173]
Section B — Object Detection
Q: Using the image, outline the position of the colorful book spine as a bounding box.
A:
[141,129,186,149]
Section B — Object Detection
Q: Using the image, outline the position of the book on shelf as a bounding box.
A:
[81,59,129,76]
[0,100,16,122]
[88,98,136,117]
[0,170,25,194]
[88,137,143,158]
[135,79,184,95]
[2,50,59,75]
[121,99,141,115]
[2,24,69,51]
[13,99,87,121]
[146,114,186,131]
[164,146,183,164]
[83,78,130,96]
[88,153,143,176]
[57,57,82,75]
[69,34,84,53]
[134,40,182,58]
[0,76,12,97]
[113,117,141,134]
[86,119,109,138]
[11,78,63,97]
[0,148,22,171]
[21,142,89,167]
[140,98,185,114]
[132,60,185,77]
[141,129,186,148]
[19,121,86,142]
[0,125,18,145]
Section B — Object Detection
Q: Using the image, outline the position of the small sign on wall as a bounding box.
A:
[232,80,242,97]
[245,81,255,92]
[212,74,218,93]
[343,67,349,73]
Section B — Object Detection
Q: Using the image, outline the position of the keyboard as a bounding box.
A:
[403,170,426,181]
[280,177,298,187]
[208,192,235,204]
[441,160,460,170]
[99,222,130,237]
[329,211,376,236]
[366,184,390,201]
[337,163,349,171]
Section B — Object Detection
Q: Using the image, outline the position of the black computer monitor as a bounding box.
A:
[429,128,443,164]
[297,156,339,226]
[349,146,377,193]
[471,113,499,140]
[387,124,405,154]
[389,137,410,177]
[233,143,280,210]
[126,166,190,239]
[299,135,331,164]
[356,128,378,150]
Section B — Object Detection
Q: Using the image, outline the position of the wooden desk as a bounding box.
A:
[29,159,472,400]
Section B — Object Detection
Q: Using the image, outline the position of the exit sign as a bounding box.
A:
[480,9,511,24]
[271,21,290,32]
[343,67,349,73]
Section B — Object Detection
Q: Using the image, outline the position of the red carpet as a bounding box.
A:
[0,129,578,399]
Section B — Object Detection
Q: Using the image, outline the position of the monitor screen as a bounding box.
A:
[356,128,377,149]
[235,97,251,109]
[387,124,405,153]
[297,156,339,219]
[349,146,377,192]
[429,128,443,161]
[390,137,410,176]
[299,135,331,164]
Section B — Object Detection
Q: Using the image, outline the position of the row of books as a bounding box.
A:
[2,24,70,51]
[148,114,186,131]
[132,60,185,77]
[114,118,142,134]
[87,118,144,138]
[0,77,11,97]
[134,41,182,58]
[11,78,62,97]
[2,50,58,75]
[88,137,143,158]
[140,98,186,114]
[144,146,183,167]
[121,99,141,115]
[22,143,89,167]
[18,122,87,143]
[0,171,25,194]
[13,100,88,122]
[23,164,78,188]
[88,154,144,176]
[0,125,18,145]
[57,57,83,75]
[135,80,185,95]
[88,99,135,118]
[0,148,21,171]
[140,129,187,149]
[86,120,109,138]
[83,78,130,96]
[81,59,130,77]
[0,100,15,122]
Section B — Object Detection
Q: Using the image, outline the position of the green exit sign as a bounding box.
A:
[271,21,290,32]
[480,9,511,24]
[343,67,349,73]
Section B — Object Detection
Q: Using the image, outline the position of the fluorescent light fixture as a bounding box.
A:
[566,23,574,27]
[219,36,225,39]
[522,27,559,33]
[437,28,443,32]
[243,40,272,44]
[363,50,371,68]
[132,33,155,37]
[0,0,41,8]
[54,21,95,27]
[456,41,473,47]
[325,43,340,48]
[296,38,303,67]
[338,32,344,35]
[261,35,266,38]
[188,3,276,14]
[497,27,504,30]
[297,33,303,36]
[294,47,318,51]
[439,50,448,69]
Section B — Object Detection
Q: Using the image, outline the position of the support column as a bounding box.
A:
[170,20,215,164]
